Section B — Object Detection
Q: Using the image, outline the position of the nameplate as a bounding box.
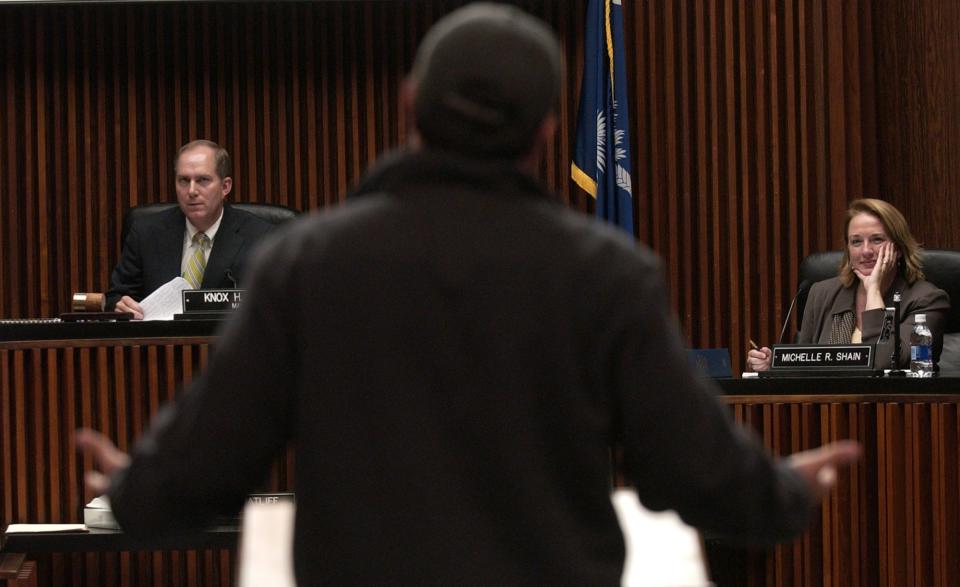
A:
[182,289,244,313]
[762,343,879,377]
[247,492,295,505]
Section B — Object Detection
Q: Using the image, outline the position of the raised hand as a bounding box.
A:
[854,241,898,295]
[75,428,131,496]
[786,440,862,499]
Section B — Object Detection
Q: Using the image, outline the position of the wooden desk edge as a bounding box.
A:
[0,336,217,351]
[724,393,960,404]
[0,553,26,578]
[1,554,40,586]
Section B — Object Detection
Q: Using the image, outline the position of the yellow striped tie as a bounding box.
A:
[184,232,210,289]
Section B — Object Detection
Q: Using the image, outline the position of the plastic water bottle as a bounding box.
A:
[910,313,934,377]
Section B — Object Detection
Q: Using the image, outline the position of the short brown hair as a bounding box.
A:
[839,198,924,287]
[175,139,232,180]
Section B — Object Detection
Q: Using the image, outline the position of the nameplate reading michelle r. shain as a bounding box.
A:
[760,343,880,377]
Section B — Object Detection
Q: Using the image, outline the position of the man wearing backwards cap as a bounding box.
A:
[78,3,859,584]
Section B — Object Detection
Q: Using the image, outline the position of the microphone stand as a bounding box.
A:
[888,291,906,376]
[779,280,811,344]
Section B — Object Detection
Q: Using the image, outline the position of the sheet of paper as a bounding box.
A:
[5,524,88,533]
[140,277,191,321]
[612,488,710,587]
[238,501,295,587]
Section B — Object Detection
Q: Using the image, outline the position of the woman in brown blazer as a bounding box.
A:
[748,198,950,371]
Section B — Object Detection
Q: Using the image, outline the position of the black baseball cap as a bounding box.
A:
[411,3,562,160]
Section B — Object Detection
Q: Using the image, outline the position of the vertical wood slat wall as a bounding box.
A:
[0,340,211,526]
[0,0,588,318]
[1,0,924,371]
[627,0,876,361]
[0,337,268,587]
[872,0,960,251]
[721,396,960,587]
[4,0,960,365]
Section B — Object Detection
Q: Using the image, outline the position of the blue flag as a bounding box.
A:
[571,0,634,234]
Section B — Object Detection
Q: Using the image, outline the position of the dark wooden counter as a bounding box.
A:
[709,376,960,587]
[719,371,960,396]
[4,321,958,586]
[0,318,221,345]
[1,527,238,554]
[0,321,290,587]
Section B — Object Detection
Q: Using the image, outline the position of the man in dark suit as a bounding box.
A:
[78,4,860,585]
[106,140,274,318]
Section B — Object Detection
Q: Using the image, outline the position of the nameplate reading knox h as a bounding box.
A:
[182,289,244,313]
[770,344,875,370]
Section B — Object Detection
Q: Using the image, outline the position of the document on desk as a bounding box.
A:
[5,524,87,533]
[140,277,191,321]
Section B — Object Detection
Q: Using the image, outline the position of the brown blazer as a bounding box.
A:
[798,275,950,368]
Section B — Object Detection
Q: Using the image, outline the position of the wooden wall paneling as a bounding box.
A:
[1,13,12,319]
[931,403,960,583]
[546,0,586,208]
[1,352,10,522]
[856,400,879,587]
[314,4,333,212]
[61,350,79,533]
[65,11,80,300]
[674,0,693,340]
[275,5,291,208]
[620,0,873,367]
[916,403,935,584]
[27,549,236,587]
[768,404,787,582]
[785,404,803,586]
[872,0,960,250]
[0,1,591,318]
[692,0,712,345]
[27,11,41,320]
[720,0,741,359]
[1,338,251,587]
[881,402,905,585]
[331,4,350,203]
[44,349,60,523]
[714,396,960,587]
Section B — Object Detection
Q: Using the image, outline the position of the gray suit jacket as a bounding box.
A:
[798,275,950,367]
[106,203,274,309]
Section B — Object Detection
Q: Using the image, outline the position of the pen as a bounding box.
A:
[749,339,759,350]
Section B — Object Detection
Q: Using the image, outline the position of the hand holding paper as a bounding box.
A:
[139,277,191,321]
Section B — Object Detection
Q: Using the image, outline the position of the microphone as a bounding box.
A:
[779,280,812,344]
[889,291,904,374]
[225,268,239,289]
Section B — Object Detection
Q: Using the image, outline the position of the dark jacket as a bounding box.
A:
[798,275,950,367]
[110,150,812,585]
[106,203,274,309]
